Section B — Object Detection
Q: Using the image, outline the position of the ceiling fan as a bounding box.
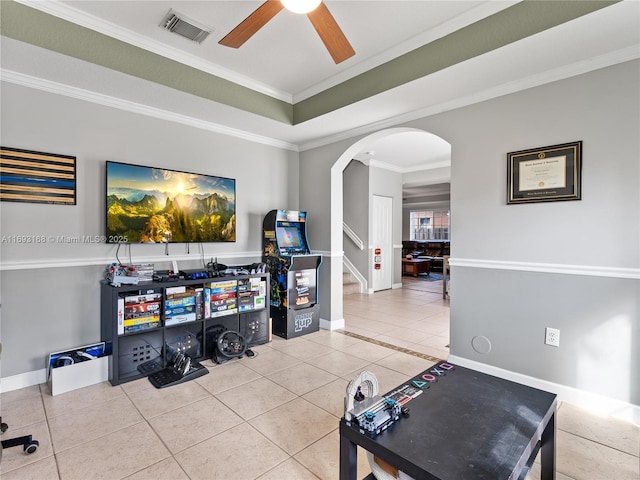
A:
[219,0,355,64]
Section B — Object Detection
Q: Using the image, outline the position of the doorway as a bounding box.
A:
[371,195,393,291]
[328,127,451,335]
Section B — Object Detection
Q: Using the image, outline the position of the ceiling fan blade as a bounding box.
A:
[219,0,284,48]
[307,2,355,64]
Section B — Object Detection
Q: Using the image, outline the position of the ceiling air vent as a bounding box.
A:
[160,9,212,44]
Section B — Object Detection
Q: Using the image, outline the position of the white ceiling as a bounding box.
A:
[56,0,512,101]
[5,0,640,190]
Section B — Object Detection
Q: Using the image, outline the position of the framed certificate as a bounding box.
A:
[507,141,582,204]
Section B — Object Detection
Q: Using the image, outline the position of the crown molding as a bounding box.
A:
[14,0,293,103]
[0,69,299,152]
[298,45,640,152]
[2,43,637,156]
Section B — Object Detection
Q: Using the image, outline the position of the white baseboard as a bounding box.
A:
[0,368,47,393]
[1,358,109,395]
[448,355,640,425]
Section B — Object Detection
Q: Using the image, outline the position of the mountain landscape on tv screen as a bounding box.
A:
[107,190,235,243]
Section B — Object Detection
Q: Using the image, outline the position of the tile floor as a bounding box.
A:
[1,275,638,479]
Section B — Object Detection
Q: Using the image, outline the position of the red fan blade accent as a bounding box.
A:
[307,2,354,64]
[219,0,284,48]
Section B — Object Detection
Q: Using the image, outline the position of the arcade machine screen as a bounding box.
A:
[276,223,308,255]
[288,269,317,310]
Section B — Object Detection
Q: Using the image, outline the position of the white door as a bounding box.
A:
[372,195,393,291]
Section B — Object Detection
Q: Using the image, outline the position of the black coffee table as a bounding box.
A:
[340,362,557,480]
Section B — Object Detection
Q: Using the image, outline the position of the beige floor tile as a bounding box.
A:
[175,422,288,480]
[41,381,125,418]
[375,327,431,345]
[126,378,210,419]
[245,341,275,353]
[375,351,434,377]
[371,334,414,349]
[215,377,297,420]
[269,335,310,350]
[195,361,262,394]
[2,384,41,404]
[0,421,53,475]
[238,347,302,375]
[267,362,338,396]
[273,338,337,360]
[311,350,371,378]
[377,315,421,327]
[303,378,350,418]
[147,396,243,454]
[345,306,383,318]
[257,458,320,480]
[342,315,374,329]
[558,402,640,457]
[249,397,338,455]
[8,280,640,480]
[370,305,427,322]
[0,391,46,430]
[55,422,169,480]
[124,457,190,480]
[48,394,142,453]
[405,343,449,360]
[335,339,397,363]
[294,429,372,480]
[342,324,382,339]
[349,318,394,334]
[0,455,60,480]
[404,319,449,335]
[556,429,639,480]
[416,334,450,351]
[119,376,156,395]
[307,331,360,349]
[420,313,450,326]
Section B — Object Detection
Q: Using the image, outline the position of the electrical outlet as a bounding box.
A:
[545,327,560,347]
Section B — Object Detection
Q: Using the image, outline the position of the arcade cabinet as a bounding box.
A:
[262,210,322,339]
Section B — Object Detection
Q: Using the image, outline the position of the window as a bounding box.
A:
[410,210,449,240]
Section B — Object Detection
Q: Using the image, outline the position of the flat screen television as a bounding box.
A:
[106,161,235,243]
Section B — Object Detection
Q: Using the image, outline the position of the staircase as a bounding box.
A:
[343,271,360,295]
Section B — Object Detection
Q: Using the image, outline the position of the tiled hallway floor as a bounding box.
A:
[1,276,638,479]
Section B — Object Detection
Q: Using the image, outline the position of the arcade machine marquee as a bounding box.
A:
[263,210,322,339]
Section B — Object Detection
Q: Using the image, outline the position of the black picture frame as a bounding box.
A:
[507,141,582,204]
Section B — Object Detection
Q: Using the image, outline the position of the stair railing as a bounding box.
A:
[343,222,364,250]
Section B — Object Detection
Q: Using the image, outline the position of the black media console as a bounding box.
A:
[100,272,270,386]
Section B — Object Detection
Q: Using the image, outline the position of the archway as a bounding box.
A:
[324,127,451,331]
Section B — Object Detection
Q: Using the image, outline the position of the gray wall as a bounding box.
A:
[341,161,403,287]
[440,60,640,405]
[300,60,639,406]
[343,160,369,276]
[0,82,298,377]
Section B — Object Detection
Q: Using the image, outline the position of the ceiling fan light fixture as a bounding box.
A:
[280,0,322,14]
